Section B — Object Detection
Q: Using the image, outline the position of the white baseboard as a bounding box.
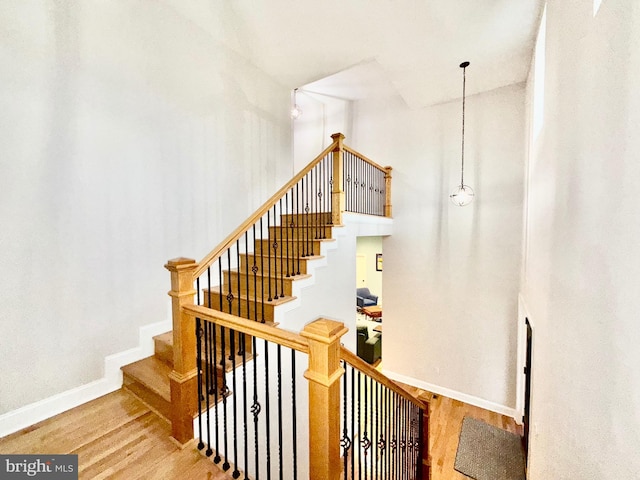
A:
[384,370,519,420]
[0,319,171,438]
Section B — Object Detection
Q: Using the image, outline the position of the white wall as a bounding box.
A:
[523,1,640,478]
[0,0,291,415]
[350,84,525,413]
[292,90,352,171]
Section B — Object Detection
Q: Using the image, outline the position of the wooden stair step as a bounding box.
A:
[153,331,173,367]
[122,356,172,422]
[280,212,333,226]
[239,252,322,275]
[202,287,295,322]
[268,225,334,241]
[222,268,310,298]
[254,238,334,257]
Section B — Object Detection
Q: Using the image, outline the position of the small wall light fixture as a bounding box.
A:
[450,61,475,206]
[291,88,302,120]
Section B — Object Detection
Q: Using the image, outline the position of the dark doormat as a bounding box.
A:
[454,416,526,480]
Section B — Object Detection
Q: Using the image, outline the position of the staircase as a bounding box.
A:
[121,214,336,423]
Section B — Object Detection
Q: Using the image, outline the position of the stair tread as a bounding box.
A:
[122,357,171,401]
[224,268,311,281]
[153,331,173,344]
[204,286,297,306]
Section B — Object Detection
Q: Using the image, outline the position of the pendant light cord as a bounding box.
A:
[461,64,466,186]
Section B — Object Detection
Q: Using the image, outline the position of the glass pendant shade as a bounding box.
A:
[291,104,302,119]
[449,184,475,206]
[291,88,302,119]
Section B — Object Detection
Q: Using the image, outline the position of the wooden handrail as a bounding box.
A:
[340,346,427,410]
[343,145,388,172]
[183,304,310,354]
[194,140,339,279]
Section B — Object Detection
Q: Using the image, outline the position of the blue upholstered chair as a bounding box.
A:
[356,287,378,308]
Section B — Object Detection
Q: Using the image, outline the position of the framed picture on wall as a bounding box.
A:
[376,253,383,271]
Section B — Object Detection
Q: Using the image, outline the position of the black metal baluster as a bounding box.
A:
[277,345,283,480]
[259,218,265,322]
[272,204,279,299]
[221,324,230,471]
[342,361,349,480]
[212,321,221,464]
[315,163,320,241]
[196,317,204,451]
[278,202,285,297]
[285,192,291,279]
[295,183,301,273]
[235,241,241,318]
[204,320,213,457]
[291,349,298,480]
[252,226,258,322]
[393,393,399,479]
[375,381,380,480]
[242,331,248,480]
[363,374,369,480]
[264,340,271,480]
[304,173,311,256]
[267,210,273,302]
[231,328,239,478]
[227,249,233,315]
[251,335,260,479]
[351,365,355,480]
[357,370,362,480]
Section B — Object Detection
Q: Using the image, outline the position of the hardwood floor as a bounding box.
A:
[0,390,231,480]
[0,387,521,480]
[401,384,523,480]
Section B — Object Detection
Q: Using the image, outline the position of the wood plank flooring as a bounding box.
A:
[0,389,231,480]
[401,384,523,480]
[0,386,521,480]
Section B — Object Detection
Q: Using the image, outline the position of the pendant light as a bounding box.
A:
[450,61,475,206]
[291,88,302,120]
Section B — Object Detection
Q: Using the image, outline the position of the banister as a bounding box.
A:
[183,304,310,354]
[193,140,339,279]
[340,346,427,410]
[343,145,388,172]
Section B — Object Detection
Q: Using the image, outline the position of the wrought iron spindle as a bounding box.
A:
[213,322,221,464]
[251,335,260,478]
[230,328,239,478]
[341,361,349,479]
[259,218,265,322]
[221,325,230,471]
[277,345,283,479]
[351,366,355,480]
[264,340,271,479]
[196,317,204,450]
[266,210,273,302]
[242,332,248,480]
[291,349,298,480]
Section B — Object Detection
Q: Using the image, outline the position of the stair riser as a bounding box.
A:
[239,254,309,275]
[268,225,333,241]
[123,375,172,423]
[201,291,276,323]
[254,239,323,257]
[280,212,333,227]
[154,337,173,367]
[224,270,294,298]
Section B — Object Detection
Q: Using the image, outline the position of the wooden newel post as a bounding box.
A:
[331,132,346,226]
[165,257,198,445]
[301,318,348,480]
[384,166,393,218]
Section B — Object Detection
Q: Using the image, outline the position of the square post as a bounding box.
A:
[331,133,346,225]
[384,166,393,217]
[301,318,348,480]
[165,257,198,445]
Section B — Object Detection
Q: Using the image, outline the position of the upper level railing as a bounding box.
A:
[190,133,392,325]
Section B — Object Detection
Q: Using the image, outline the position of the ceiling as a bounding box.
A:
[230,0,544,108]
